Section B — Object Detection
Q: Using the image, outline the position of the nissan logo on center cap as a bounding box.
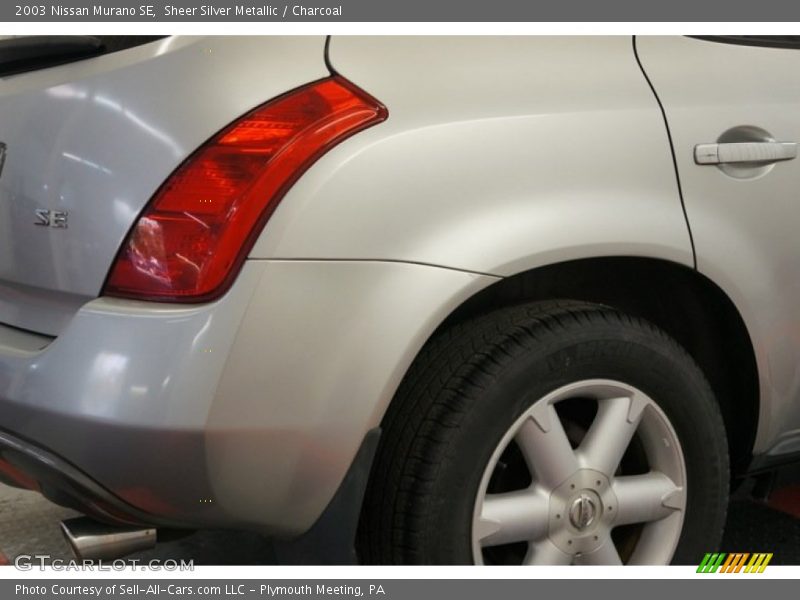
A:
[569,493,598,530]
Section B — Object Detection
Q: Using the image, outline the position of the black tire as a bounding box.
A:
[357,300,729,565]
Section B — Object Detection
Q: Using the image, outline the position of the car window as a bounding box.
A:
[692,35,800,49]
[0,36,166,77]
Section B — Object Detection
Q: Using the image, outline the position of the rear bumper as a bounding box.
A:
[0,261,264,530]
[0,259,495,536]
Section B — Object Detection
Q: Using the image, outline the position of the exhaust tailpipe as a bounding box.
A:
[60,517,157,561]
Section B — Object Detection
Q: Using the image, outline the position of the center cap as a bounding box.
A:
[548,470,617,554]
[568,493,597,530]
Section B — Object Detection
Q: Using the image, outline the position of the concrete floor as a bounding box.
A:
[0,485,78,563]
[1,478,799,565]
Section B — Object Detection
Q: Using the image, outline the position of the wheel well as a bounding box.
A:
[433,257,759,477]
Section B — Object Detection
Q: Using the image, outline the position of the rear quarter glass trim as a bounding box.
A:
[0,36,166,77]
[690,36,800,49]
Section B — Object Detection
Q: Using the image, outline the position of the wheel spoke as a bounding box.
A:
[523,539,573,565]
[477,488,550,547]
[578,394,646,475]
[611,472,685,526]
[574,537,623,565]
[515,403,579,489]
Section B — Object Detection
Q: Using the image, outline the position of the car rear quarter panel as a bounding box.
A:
[251,36,692,274]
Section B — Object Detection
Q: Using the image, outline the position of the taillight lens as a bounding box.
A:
[103,76,387,302]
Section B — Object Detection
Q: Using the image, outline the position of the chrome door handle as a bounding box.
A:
[695,141,798,165]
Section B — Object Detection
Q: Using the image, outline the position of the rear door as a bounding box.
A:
[636,35,800,458]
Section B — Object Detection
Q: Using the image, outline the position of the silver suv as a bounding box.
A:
[0,35,796,565]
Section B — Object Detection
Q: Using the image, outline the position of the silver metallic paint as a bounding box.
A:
[637,36,800,455]
[253,37,692,276]
[206,260,495,534]
[0,262,265,526]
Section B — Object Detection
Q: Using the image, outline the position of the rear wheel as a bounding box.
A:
[357,301,729,565]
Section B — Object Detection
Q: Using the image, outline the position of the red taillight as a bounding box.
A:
[103,76,387,302]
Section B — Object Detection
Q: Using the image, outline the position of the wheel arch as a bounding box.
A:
[388,256,759,477]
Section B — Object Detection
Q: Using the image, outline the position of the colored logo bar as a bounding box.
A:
[697,552,773,573]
